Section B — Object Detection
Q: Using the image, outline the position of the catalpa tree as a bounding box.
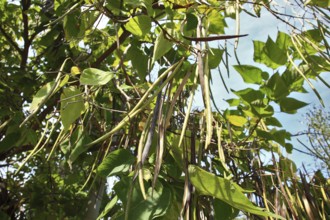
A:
[0,0,329,219]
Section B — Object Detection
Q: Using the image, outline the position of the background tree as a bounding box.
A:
[0,0,329,219]
[297,106,330,176]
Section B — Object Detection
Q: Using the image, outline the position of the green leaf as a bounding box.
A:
[124,15,151,37]
[97,195,118,220]
[262,73,289,100]
[253,40,268,65]
[253,3,261,17]
[226,115,247,127]
[188,165,285,219]
[152,31,173,63]
[253,38,287,69]
[80,68,115,85]
[264,37,287,67]
[63,10,85,40]
[207,10,226,34]
[252,105,274,117]
[305,0,330,7]
[67,126,92,165]
[97,149,135,177]
[113,178,172,219]
[233,88,264,103]
[279,157,297,178]
[257,129,290,147]
[126,43,148,80]
[271,129,290,146]
[234,65,267,84]
[0,131,21,153]
[185,13,198,31]
[226,98,240,107]
[0,211,10,220]
[304,29,324,43]
[208,48,224,69]
[285,143,293,153]
[60,86,85,131]
[214,199,239,220]
[278,97,308,114]
[30,81,55,113]
[276,31,293,50]
[264,117,282,127]
[281,69,305,92]
[130,186,171,219]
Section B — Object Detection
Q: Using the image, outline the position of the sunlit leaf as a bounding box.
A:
[281,69,305,92]
[208,48,224,69]
[60,86,85,131]
[276,31,293,50]
[234,65,267,84]
[30,81,55,113]
[188,165,285,219]
[207,10,226,34]
[252,105,274,117]
[304,29,324,43]
[226,115,247,127]
[264,37,287,66]
[253,38,287,69]
[80,68,114,85]
[233,88,264,103]
[152,31,173,63]
[226,98,240,107]
[125,15,151,37]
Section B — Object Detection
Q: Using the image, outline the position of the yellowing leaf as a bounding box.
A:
[71,66,81,75]
[138,117,147,131]
[226,115,247,127]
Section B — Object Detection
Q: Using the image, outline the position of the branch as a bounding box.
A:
[182,34,248,42]
[20,0,31,70]
[91,28,131,68]
[292,146,315,156]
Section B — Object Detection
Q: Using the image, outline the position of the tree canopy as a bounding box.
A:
[0,0,329,219]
